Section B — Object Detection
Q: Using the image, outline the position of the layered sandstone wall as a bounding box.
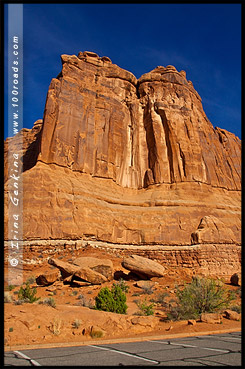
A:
[4,51,241,248]
[38,51,241,190]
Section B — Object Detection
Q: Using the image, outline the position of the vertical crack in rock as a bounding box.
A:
[143,98,158,184]
[157,108,175,183]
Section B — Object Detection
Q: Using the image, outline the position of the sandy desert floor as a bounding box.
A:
[4,245,241,350]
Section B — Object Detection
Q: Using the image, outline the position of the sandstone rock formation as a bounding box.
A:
[230,273,241,286]
[223,309,240,321]
[72,256,114,280]
[200,313,222,324]
[73,267,107,285]
[4,119,43,183]
[4,51,241,277]
[122,255,165,279]
[48,258,78,279]
[36,270,60,286]
[48,257,110,285]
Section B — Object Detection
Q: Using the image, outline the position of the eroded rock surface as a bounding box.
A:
[122,255,165,279]
[4,51,241,255]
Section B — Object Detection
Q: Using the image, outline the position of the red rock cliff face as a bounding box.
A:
[4,51,241,247]
[39,51,240,190]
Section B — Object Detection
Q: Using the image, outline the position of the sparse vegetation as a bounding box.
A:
[113,279,129,293]
[230,305,241,314]
[42,297,56,308]
[235,287,241,298]
[25,275,36,284]
[167,276,236,321]
[95,285,127,314]
[7,284,16,291]
[76,294,94,308]
[90,329,104,339]
[9,327,14,332]
[151,291,170,305]
[140,285,155,295]
[72,319,81,329]
[136,298,154,316]
[49,318,62,335]
[18,282,40,303]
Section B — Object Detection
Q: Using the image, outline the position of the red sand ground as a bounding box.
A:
[4,246,241,350]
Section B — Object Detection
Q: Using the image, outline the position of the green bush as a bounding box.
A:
[95,285,127,314]
[167,276,236,321]
[18,282,40,303]
[7,284,16,291]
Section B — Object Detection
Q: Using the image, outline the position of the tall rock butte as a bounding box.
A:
[4,51,241,250]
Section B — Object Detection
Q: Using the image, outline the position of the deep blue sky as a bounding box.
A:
[4,3,241,139]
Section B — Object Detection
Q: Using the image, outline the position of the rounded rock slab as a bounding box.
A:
[122,254,165,278]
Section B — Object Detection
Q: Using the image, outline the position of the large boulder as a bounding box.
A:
[122,255,165,279]
[72,257,114,280]
[48,258,79,279]
[230,272,241,286]
[223,309,240,321]
[48,258,109,285]
[36,270,60,286]
[200,313,222,324]
[73,267,107,285]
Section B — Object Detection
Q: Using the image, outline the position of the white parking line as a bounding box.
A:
[89,344,159,364]
[14,351,42,366]
[148,340,230,353]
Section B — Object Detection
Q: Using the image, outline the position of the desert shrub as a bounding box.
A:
[76,294,94,308]
[151,291,170,306]
[230,305,241,314]
[235,287,242,298]
[43,297,56,308]
[70,290,78,296]
[95,285,127,314]
[72,319,81,329]
[25,275,36,284]
[136,298,154,316]
[18,282,40,303]
[113,279,129,293]
[7,284,15,291]
[167,276,236,321]
[140,285,155,295]
[90,329,104,339]
[49,318,62,335]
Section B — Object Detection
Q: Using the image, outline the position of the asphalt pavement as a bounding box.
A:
[4,331,242,366]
